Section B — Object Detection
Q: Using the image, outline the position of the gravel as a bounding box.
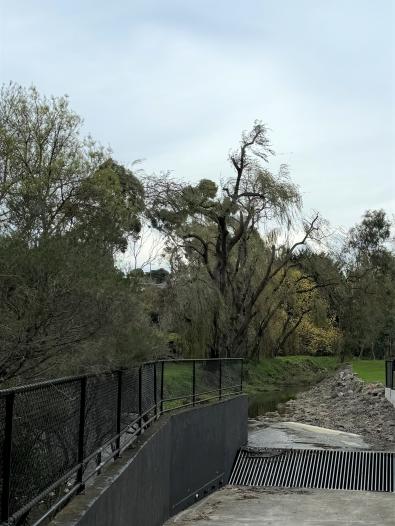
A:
[252,366,395,451]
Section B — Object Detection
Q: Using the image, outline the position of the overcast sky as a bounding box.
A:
[1,0,394,231]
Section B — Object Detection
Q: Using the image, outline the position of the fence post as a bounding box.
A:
[1,392,14,522]
[160,361,164,414]
[77,377,87,489]
[154,362,158,419]
[192,360,196,406]
[386,360,392,388]
[115,370,123,457]
[138,365,143,435]
[240,360,243,392]
[219,359,222,400]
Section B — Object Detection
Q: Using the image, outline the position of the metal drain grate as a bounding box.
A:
[229,448,395,493]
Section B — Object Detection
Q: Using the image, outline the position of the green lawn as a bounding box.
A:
[244,355,340,392]
[161,356,341,404]
[351,359,385,383]
[163,362,193,395]
[161,357,386,398]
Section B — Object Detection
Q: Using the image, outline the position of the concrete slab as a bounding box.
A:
[165,486,395,525]
[385,387,395,408]
[248,422,369,450]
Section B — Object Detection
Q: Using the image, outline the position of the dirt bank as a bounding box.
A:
[252,366,395,450]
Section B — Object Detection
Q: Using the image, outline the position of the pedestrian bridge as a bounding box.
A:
[0,358,246,526]
[51,395,248,526]
[3,358,394,526]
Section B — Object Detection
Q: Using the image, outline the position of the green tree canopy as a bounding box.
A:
[0,84,158,384]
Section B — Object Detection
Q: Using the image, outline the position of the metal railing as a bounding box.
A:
[385,359,395,389]
[0,358,243,526]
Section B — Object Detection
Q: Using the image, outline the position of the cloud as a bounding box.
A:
[1,0,393,232]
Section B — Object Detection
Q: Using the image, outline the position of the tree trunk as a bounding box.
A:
[370,341,375,360]
[358,345,364,359]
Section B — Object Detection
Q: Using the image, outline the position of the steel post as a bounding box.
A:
[77,377,87,488]
[115,370,123,457]
[138,366,143,435]
[192,360,196,406]
[160,361,164,414]
[153,362,158,419]
[219,359,222,400]
[1,392,14,521]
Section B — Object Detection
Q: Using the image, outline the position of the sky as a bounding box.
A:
[1,0,394,233]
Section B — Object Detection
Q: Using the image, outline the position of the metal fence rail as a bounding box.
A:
[0,358,242,526]
[385,359,395,389]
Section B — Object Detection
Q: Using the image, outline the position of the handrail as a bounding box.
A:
[0,357,243,525]
[0,358,242,395]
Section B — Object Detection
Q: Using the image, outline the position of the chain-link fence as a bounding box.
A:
[0,358,242,525]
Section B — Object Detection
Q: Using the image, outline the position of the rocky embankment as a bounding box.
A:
[253,366,395,450]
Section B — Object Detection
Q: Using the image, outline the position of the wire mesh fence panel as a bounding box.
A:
[163,362,193,410]
[120,368,140,431]
[0,358,243,523]
[9,380,81,517]
[84,373,118,459]
[156,363,162,408]
[141,363,156,418]
[195,360,220,401]
[222,360,242,394]
[82,374,119,484]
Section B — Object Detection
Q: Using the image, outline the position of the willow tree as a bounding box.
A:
[146,122,325,357]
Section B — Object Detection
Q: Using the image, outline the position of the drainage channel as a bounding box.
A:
[229,447,395,493]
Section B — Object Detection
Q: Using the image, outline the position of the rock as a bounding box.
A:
[268,365,395,451]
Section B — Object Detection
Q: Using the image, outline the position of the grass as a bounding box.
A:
[162,361,222,411]
[350,359,385,384]
[162,356,341,396]
[161,357,387,410]
[163,362,193,396]
[244,355,340,393]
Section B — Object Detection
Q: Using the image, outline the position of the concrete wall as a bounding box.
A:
[51,395,248,526]
[385,387,395,408]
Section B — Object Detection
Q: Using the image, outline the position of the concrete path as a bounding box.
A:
[248,422,370,450]
[165,486,394,525]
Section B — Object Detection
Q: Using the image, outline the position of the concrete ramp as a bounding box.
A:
[165,486,395,525]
